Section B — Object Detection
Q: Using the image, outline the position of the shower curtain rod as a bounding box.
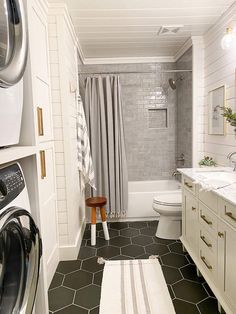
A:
[79,69,192,75]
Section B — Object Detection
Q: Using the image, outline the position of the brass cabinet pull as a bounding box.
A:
[200,235,212,248]
[192,206,196,211]
[184,182,193,189]
[40,150,46,179]
[225,211,236,222]
[218,232,224,238]
[201,256,212,270]
[37,107,44,136]
[200,214,212,225]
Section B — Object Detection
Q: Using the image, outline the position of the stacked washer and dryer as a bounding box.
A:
[0,0,42,313]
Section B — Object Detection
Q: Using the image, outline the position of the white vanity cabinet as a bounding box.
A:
[181,174,236,314]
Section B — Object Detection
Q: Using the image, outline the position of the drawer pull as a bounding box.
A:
[200,236,212,248]
[225,211,236,222]
[192,206,196,211]
[184,182,193,189]
[40,150,46,179]
[200,214,212,225]
[218,232,224,238]
[37,107,44,136]
[201,256,212,270]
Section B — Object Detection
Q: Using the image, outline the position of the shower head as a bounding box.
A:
[168,76,184,90]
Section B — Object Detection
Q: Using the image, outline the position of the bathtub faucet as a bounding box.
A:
[172,170,180,177]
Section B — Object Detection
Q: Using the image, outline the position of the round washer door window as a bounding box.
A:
[0,207,42,314]
[0,0,28,87]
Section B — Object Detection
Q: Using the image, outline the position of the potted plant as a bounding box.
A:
[199,156,217,167]
[221,107,236,133]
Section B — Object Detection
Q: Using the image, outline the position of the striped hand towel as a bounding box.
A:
[77,95,96,190]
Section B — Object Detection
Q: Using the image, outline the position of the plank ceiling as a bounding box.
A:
[49,0,235,59]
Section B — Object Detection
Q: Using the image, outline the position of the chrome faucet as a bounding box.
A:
[227,152,236,171]
[172,170,180,177]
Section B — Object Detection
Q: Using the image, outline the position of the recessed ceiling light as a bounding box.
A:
[157,25,184,36]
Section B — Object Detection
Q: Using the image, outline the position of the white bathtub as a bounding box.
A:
[127,180,181,219]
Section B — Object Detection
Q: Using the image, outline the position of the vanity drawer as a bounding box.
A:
[199,243,217,283]
[198,189,218,213]
[199,203,217,237]
[183,176,196,195]
[199,227,217,256]
[218,198,236,228]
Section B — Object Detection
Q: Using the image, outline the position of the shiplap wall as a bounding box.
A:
[48,5,85,259]
[203,5,236,165]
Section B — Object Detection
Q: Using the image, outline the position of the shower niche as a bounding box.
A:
[148,108,168,129]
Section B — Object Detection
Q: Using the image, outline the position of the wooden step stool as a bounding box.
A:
[86,196,110,246]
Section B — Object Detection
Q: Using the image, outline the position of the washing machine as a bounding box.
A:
[0,0,28,147]
[0,163,42,314]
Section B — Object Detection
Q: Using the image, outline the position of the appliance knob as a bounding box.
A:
[0,180,7,199]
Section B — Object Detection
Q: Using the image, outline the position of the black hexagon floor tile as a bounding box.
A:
[49,220,217,314]
[93,271,103,286]
[161,252,189,268]
[98,229,119,239]
[63,270,93,290]
[146,243,170,256]
[90,307,99,314]
[82,257,104,273]
[132,235,153,246]
[109,236,131,247]
[54,305,88,314]
[49,272,64,289]
[169,242,186,255]
[109,222,128,230]
[56,260,81,274]
[74,285,101,309]
[153,237,176,245]
[197,297,221,314]
[140,227,156,236]
[48,286,74,312]
[78,247,97,260]
[173,299,200,314]
[180,264,205,283]
[121,244,145,257]
[128,221,148,229]
[120,228,139,237]
[172,279,208,303]
[86,237,108,248]
[97,245,120,258]
[161,265,182,284]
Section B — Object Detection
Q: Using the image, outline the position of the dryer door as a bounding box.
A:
[0,207,42,314]
[0,0,28,87]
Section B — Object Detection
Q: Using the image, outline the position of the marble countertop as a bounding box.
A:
[177,167,236,206]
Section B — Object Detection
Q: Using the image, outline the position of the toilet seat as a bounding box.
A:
[153,193,182,207]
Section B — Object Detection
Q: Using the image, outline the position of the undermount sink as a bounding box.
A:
[195,170,236,189]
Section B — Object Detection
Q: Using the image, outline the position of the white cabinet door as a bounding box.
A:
[27,0,53,143]
[218,220,236,312]
[184,189,199,256]
[37,144,58,287]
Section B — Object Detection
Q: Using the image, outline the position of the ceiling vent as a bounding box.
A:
[158,25,184,36]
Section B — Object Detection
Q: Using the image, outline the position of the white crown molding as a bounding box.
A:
[82,56,175,65]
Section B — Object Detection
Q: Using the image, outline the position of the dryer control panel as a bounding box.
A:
[0,163,25,210]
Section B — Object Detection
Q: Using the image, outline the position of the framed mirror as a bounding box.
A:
[208,85,226,135]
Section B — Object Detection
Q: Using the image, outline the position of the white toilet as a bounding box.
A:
[153,191,182,240]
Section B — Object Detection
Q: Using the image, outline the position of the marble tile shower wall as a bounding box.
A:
[79,63,177,181]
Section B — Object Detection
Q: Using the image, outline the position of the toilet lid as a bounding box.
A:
[153,192,182,206]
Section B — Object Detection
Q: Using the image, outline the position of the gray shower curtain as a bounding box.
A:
[84,75,128,217]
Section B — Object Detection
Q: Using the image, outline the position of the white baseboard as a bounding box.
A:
[59,218,86,260]
[46,244,59,287]
[85,217,160,223]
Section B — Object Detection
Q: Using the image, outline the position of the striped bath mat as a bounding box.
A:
[99,259,175,314]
